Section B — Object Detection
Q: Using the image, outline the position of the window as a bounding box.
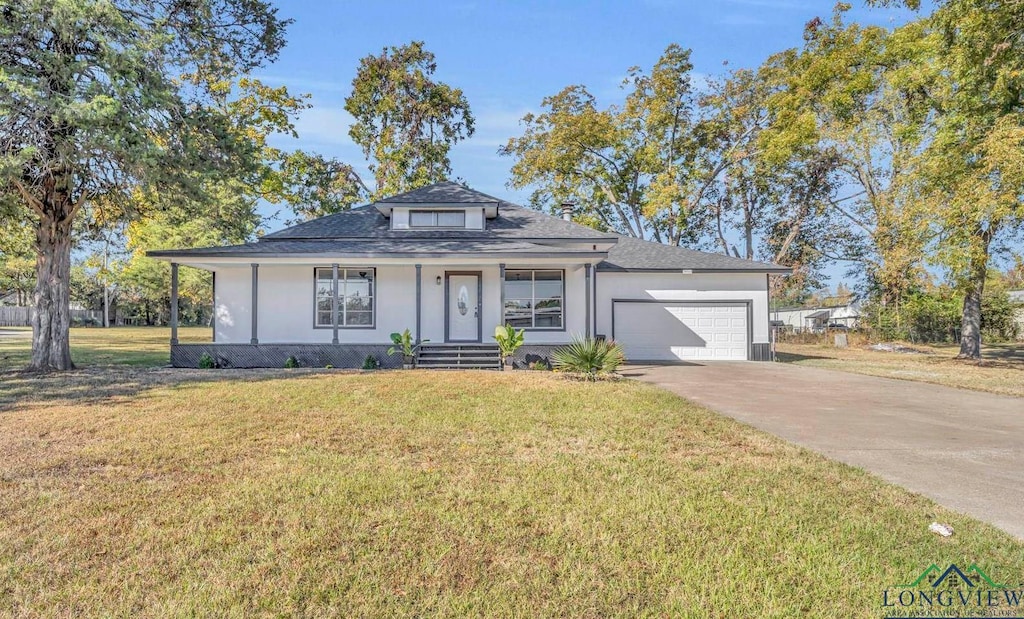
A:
[409,210,466,228]
[315,268,375,328]
[503,270,563,329]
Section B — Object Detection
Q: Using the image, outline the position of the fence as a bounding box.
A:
[0,307,103,327]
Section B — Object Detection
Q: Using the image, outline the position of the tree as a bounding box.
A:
[344,41,475,200]
[917,0,1024,358]
[0,1,290,369]
[502,44,708,244]
[759,8,936,313]
[0,215,35,306]
[867,0,1024,358]
[279,152,366,222]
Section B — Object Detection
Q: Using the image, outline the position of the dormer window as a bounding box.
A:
[409,210,466,228]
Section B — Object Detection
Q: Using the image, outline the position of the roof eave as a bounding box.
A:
[596,266,793,274]
[147,250,609,260]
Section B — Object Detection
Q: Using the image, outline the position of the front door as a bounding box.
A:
[447,273,480,342]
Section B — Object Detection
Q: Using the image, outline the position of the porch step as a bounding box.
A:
[416,344,502,370]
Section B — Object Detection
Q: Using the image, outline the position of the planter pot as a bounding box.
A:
[503,359,513,371]
[403,363,414,370]
[403,355,415,370]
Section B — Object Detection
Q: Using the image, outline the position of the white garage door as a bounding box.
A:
[613,302,749,361]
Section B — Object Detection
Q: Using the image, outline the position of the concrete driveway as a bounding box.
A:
[627,362,1024,539]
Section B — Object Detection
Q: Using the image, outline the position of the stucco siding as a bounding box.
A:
[594,271,770,344]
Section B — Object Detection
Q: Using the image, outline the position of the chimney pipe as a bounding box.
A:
[561,202,574,222]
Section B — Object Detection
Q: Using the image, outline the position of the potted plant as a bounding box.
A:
[388,329,427,369]
[493,324,525,370]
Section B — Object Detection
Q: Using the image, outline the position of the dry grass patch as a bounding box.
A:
[1,370,1022,617]
[777,341,1024,398]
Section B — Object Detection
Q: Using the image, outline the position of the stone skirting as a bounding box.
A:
[171,343,398,369]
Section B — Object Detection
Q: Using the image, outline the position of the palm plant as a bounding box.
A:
[551,337,626,377]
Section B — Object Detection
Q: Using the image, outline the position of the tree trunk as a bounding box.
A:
[957,230,992,360]
[30,208,76,371]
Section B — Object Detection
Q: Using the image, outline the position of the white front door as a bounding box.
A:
[447,273,480,341]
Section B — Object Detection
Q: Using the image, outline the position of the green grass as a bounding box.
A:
[1,369,1021,617]
[0,326,207,370]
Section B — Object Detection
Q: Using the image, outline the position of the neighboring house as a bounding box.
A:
[1011,290,1024,341]
[771,301,861,333]
[149,182,789,368]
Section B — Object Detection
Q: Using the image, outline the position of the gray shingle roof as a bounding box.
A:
[263,184,615,241]
[150,181,789,273]
[375,181,499,204]
[148,239,606,259]
[598,235,790,273]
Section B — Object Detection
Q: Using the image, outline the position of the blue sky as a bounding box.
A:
[258,0,924,286]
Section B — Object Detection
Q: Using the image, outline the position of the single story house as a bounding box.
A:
[1011,290,1024,341]
[771,301,861,333]
[150,182,789,368]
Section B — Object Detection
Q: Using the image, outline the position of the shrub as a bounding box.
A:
[493,324,525,366]
[284,356,299,369]
[527,360,551,371]
[551,337,626,376]
[198,353,215,369]
[362,355,380,370]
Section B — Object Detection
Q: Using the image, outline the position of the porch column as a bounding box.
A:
[250,263,259,345]
[584,263,592,339]
[331,263,339,344]
[211,271,216,342]
[498,263,506,328]
[415,264,422,343]
[170,262,179,345]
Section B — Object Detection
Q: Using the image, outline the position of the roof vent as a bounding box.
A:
[561,202,574,222]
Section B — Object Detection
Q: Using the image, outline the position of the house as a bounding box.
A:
[771,301,861,333]
[149,182,789,368]
[1011,290,1024,341]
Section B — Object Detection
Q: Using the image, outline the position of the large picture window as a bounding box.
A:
[503,270,563,329]
[409,210,466,228]
[315,267,375,328]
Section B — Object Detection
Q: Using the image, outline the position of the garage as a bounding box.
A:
[612,301,750,361]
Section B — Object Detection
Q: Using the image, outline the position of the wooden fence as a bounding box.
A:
[0,306,103,327]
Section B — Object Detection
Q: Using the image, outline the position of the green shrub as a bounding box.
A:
[198,353,215,369]
[551,337,625,376]
[362,355,380,370]
[284,356,299,369]
[493,324,525,366]
[528,360,551,371]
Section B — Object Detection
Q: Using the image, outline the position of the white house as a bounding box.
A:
[150,182,789,368]
[771,301,861,333]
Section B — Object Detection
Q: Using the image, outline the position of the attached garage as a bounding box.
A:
[612,300,751,361]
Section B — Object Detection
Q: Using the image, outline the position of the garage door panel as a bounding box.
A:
[614,302,748,361]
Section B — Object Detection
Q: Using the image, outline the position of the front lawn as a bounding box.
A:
[1,370,1021,617]
[0,326,208,370]
[777,341,1024,398]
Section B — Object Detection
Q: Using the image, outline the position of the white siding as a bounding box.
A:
[215,265,417,344]
[212,261,591,345]
[595,271,770,345]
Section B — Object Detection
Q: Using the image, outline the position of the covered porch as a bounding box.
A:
[164,256,598,368]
